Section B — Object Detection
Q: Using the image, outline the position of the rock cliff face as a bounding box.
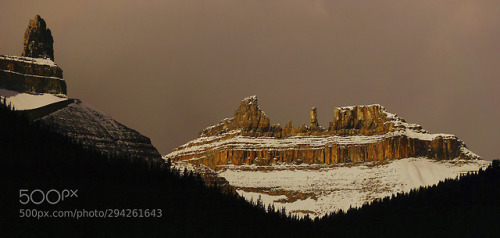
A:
[330,104,395,135]
[0,55,66,95]
[166,96,479,170]
[22,15,54,61]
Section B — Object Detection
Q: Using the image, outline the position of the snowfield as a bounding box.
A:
[218,157,490,218]
[0,89,67,110]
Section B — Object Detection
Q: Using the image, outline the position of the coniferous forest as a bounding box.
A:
[0,104,499,237]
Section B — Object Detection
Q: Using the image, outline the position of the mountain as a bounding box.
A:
[30,99,161,163]
[0,104,298,237]
[0,15,161,163]
[1,93,497,237]
[165,95,488,217]
[167,95,479,167]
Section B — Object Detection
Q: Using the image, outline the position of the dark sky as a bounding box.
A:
[1,1,499,160]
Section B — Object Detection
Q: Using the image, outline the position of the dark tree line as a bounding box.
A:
[311,161,500,237]
[0,103,499,237]
[0,104,304,237]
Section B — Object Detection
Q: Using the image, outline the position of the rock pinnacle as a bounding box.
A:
[22,15,54,61]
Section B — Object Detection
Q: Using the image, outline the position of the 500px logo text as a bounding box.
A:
[19,189,78,205]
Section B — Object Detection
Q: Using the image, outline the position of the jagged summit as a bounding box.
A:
[242,95,258,104]
[166,96,480,169]
[201,96,419,138]
[200,95,274,137]
[22,15,54,61]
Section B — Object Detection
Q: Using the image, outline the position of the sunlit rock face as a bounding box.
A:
[166,96,479,170]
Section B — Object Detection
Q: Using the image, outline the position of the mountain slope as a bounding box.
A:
[35,99,162,162]
[314,161,500,238]
[218,157,489,217]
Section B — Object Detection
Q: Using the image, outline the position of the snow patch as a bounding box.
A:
[0,88,67,110]
[219,158,490,218]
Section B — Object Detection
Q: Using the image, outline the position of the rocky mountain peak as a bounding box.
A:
[22,15,54,61]
[168,96,480,170]
[233,95,270,133]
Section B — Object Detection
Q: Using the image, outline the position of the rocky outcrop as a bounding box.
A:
[0,16,65,95]
[22,15,54,61]
[0,55,66,95]
[310,107,320,130]
[200,96,281,138]
[166,96,480,170]
[329,105,395,135]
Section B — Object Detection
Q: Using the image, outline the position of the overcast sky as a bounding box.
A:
[1,1,499,160]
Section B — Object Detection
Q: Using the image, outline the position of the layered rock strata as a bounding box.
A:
[37,99,162,163]
[166,96,479,170]
[0,55,66,95]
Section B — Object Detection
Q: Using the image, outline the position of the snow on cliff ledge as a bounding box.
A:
[0,88,67,110]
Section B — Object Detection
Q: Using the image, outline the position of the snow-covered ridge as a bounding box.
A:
[0,55,57,67]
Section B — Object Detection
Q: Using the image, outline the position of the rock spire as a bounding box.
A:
[22,15,54,61]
